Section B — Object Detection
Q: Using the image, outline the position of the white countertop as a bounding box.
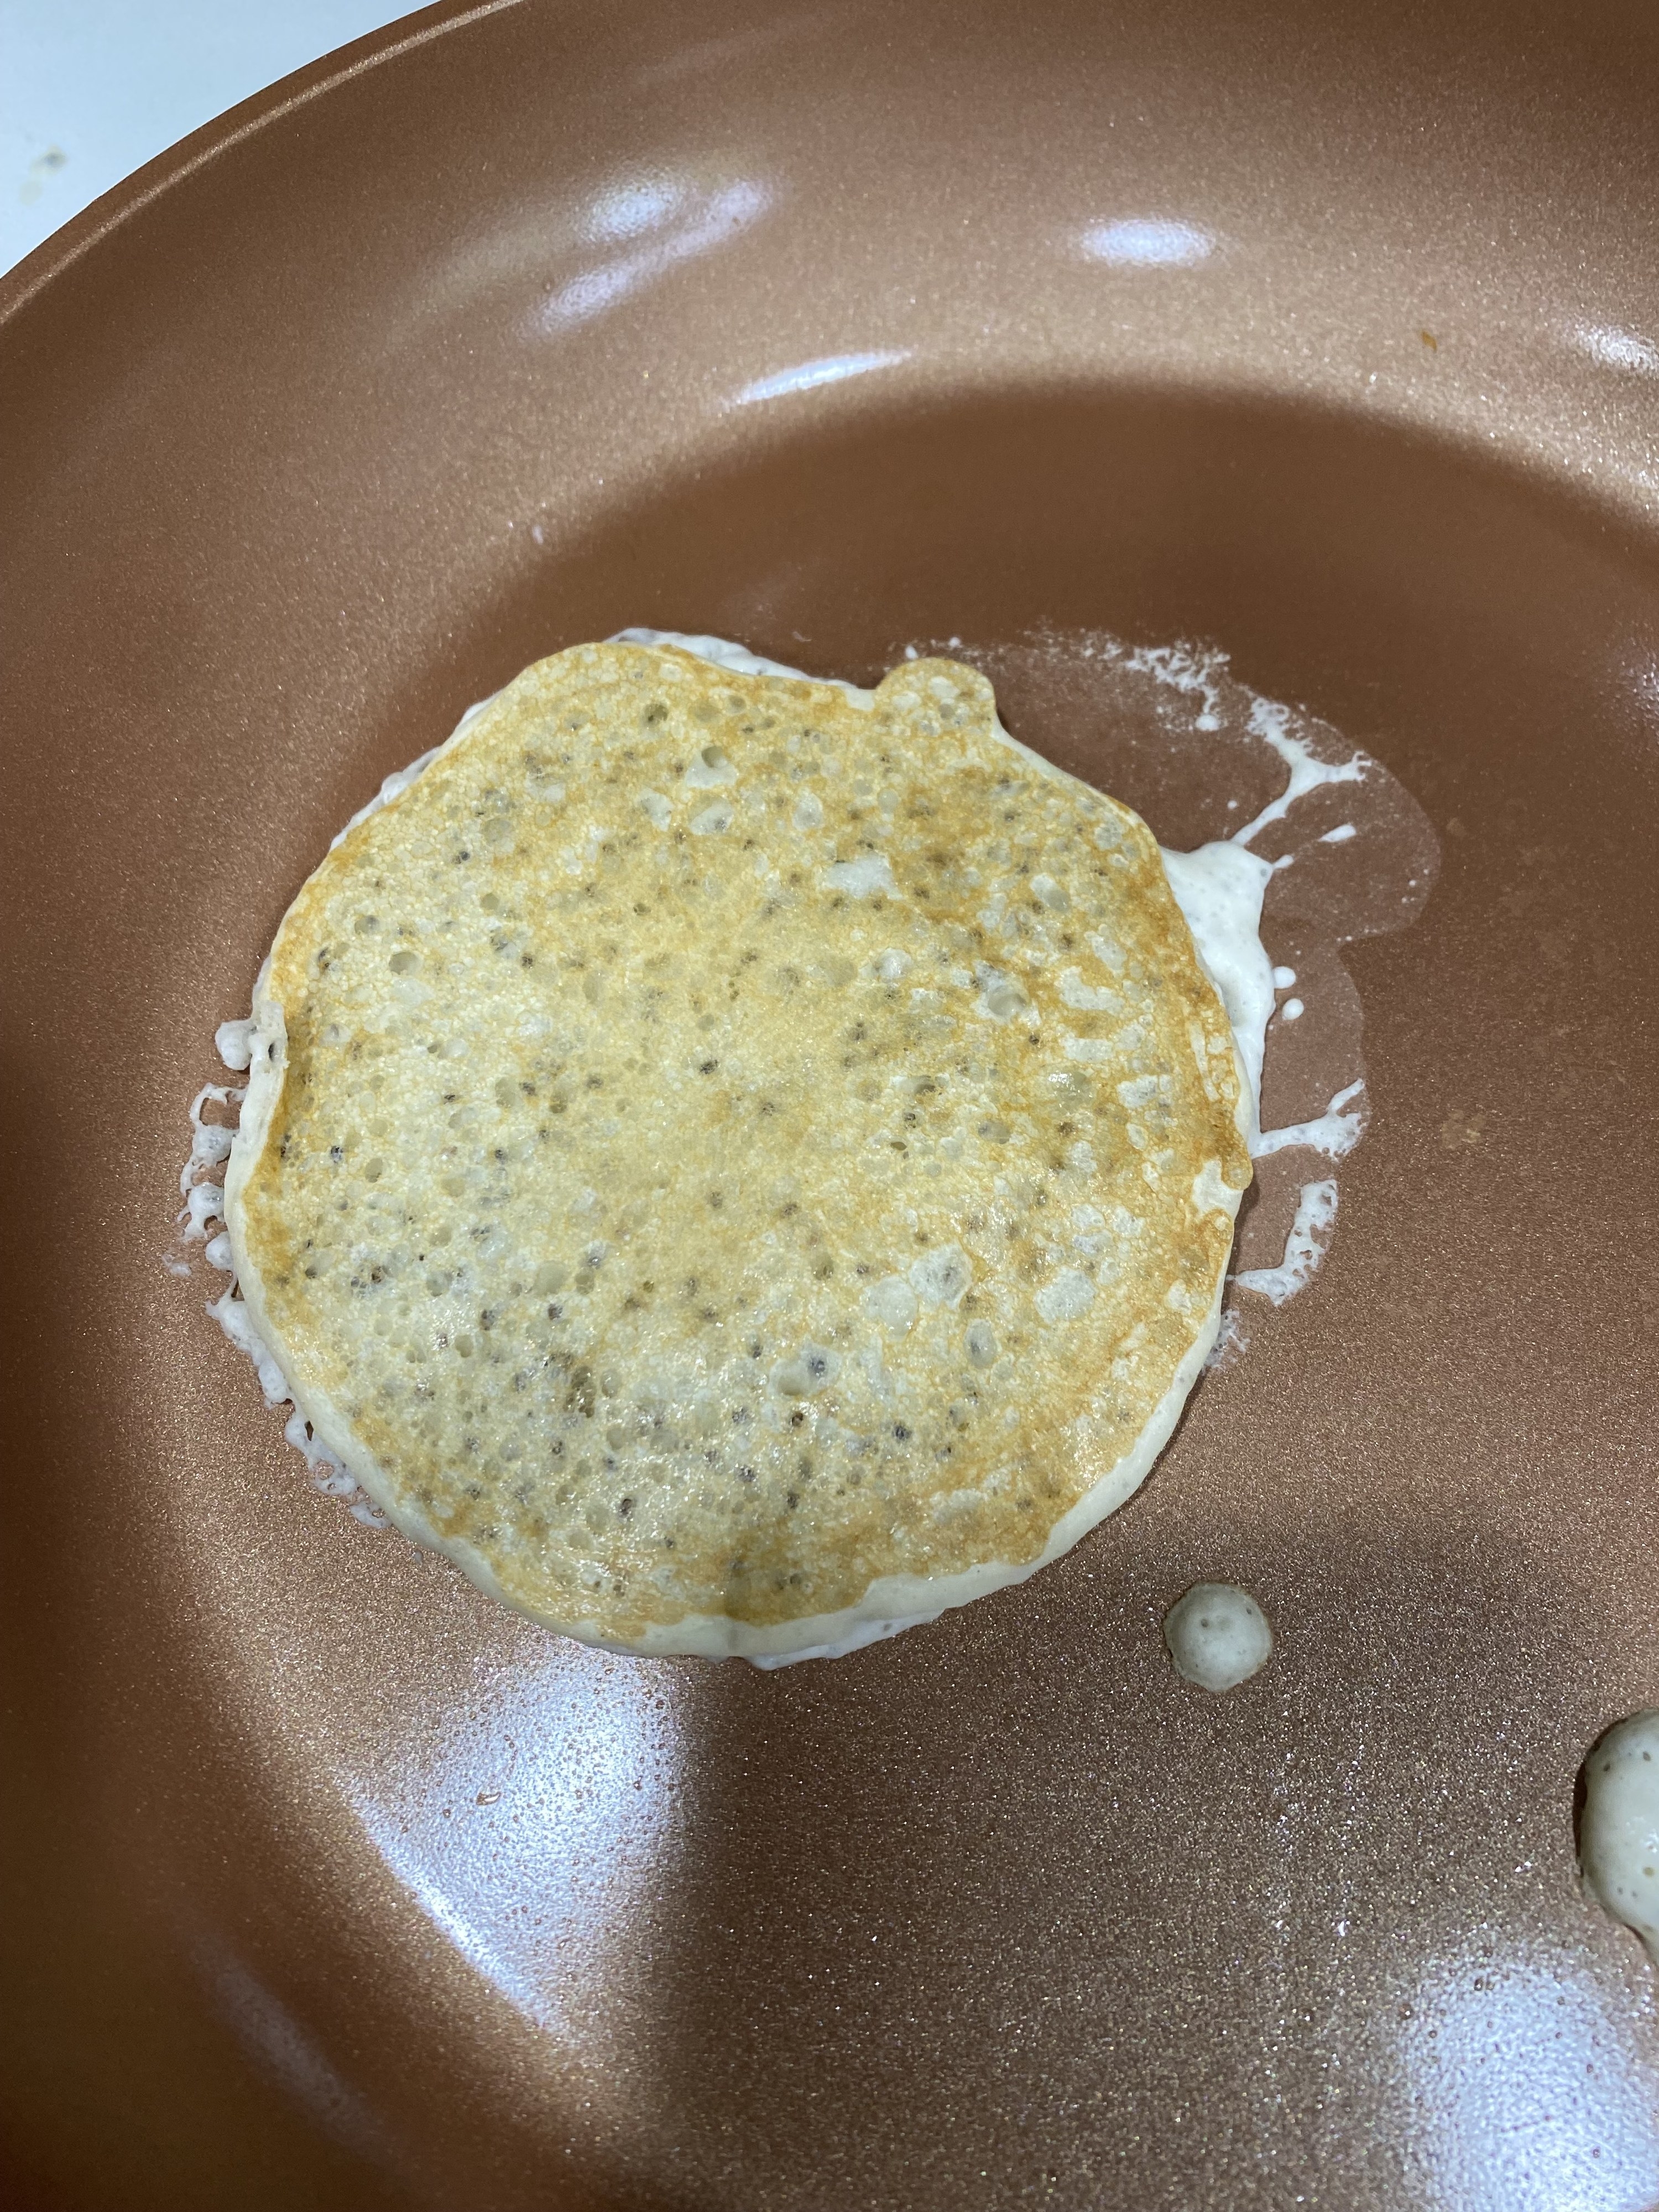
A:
[2,0,413,276]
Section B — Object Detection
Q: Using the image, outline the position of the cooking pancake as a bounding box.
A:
[224,641,1252,1661]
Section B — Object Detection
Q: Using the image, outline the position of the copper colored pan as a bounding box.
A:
[4,2,1659,2205]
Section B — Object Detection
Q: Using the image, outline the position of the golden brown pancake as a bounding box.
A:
[225,641,1250,1660]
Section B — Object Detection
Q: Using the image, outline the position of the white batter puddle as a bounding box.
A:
[908,629,1439,1360]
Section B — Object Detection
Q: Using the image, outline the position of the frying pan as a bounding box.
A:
[4,2,1658,2205]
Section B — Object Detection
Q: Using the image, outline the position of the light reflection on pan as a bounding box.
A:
[350,1650,687,2049]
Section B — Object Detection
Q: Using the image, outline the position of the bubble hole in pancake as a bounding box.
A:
[225,643,1252,1662]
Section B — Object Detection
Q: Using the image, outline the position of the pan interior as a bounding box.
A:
[154,386,1659,2210]
[6,0,1659,2184]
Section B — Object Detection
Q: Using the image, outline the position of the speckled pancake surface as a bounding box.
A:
[226,642,1250,1658]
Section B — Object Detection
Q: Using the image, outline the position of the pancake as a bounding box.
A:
[224,640,1253,1661]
